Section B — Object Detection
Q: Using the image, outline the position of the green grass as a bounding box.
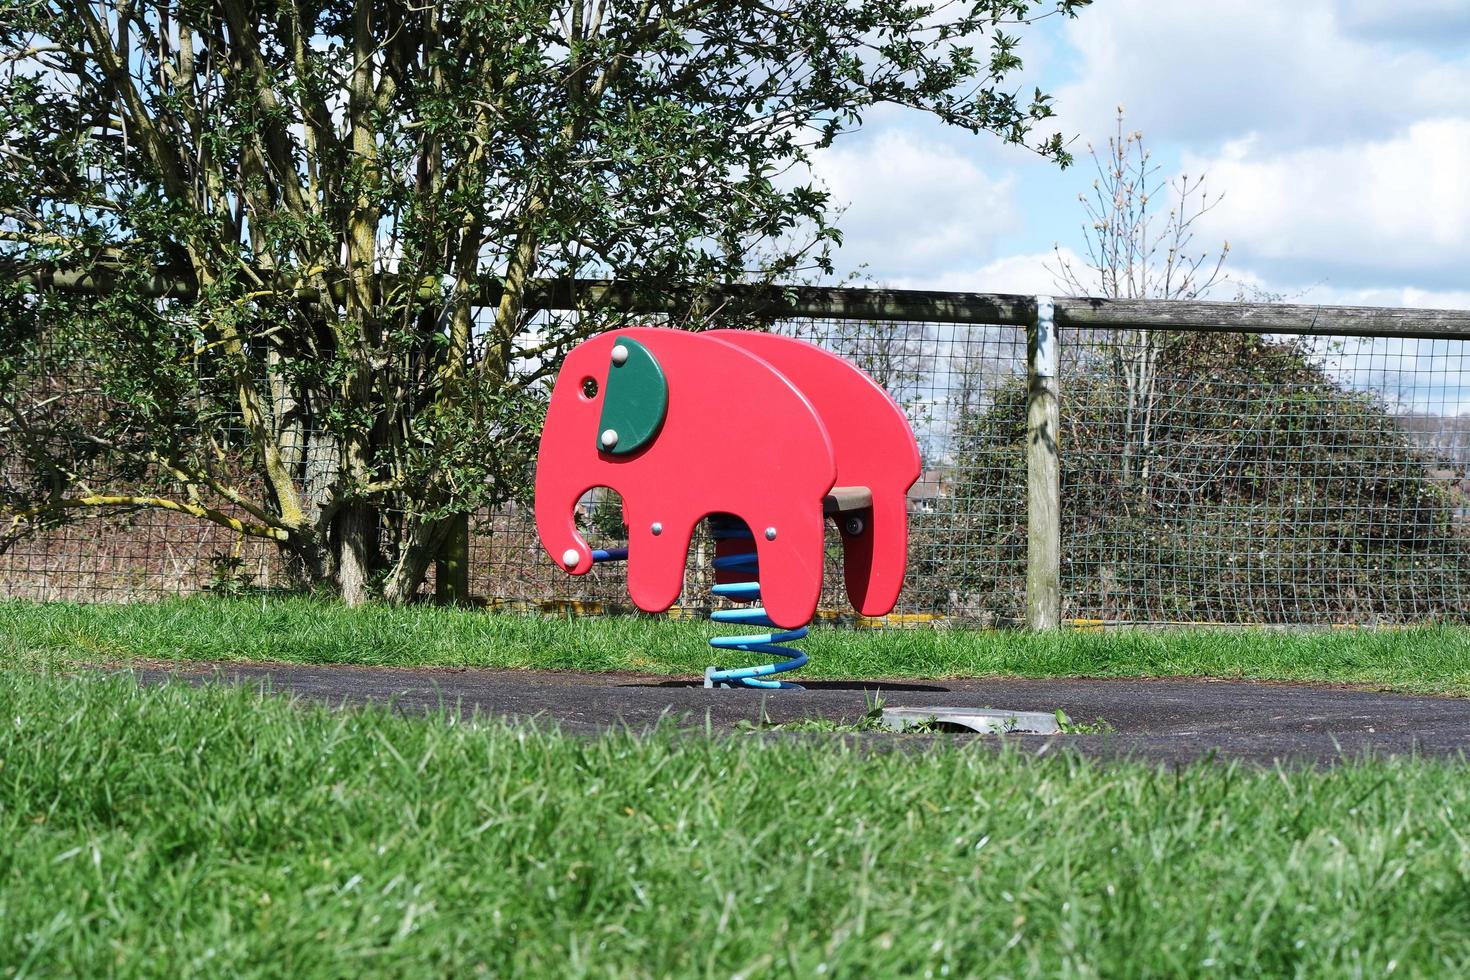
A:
[3,595,1470,694]
[2,669,1470,975]
[3,670,1470,976]
[8,601,1465,974]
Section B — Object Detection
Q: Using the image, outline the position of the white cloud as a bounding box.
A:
[898,246,1470,311]
[1053,0,1470,149]
[801,1,1470,306]
[1243,278,1470,311]
[1336,0,1470,46]
[1309,285,1470,311]
[809,129,1020,279]
[1199,260,1470,311]
[1187,118,1470,291]
[890,249,1081,294]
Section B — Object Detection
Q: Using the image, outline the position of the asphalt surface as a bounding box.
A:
[125,662,1470,766]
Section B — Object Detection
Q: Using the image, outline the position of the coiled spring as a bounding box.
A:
[703,517,809,690]
[587,520,809,689]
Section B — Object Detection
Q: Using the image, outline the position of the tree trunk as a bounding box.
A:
[434,513,470,605]
[336,502,377,605]
[1116,327,1160,499]
[381,511,453,605]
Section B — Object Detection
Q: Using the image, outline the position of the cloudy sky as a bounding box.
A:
[806,0,1470,310]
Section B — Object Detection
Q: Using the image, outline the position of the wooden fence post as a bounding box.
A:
[1027,295,1061,630]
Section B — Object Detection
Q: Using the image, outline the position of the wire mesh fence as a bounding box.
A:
[2,290,1468,626]
[0,320,303,601]
[1055,329,1470,624]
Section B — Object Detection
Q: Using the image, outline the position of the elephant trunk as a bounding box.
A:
[533,428,596,577]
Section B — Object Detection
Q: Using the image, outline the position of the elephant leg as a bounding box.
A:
[623,505,695,615]
[750,509,825,629]
[843,489,909,617]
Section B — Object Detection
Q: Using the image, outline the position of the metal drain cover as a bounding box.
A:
[879,706,1061,734]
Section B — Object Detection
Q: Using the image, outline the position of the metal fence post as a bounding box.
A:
[1027,296,1061,630]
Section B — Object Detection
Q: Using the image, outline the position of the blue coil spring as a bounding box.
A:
[703,518,808,690]
[586,524,809,690]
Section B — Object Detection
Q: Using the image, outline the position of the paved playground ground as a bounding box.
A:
[127,662,1470,765]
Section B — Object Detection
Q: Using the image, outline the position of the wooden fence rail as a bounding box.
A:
[16,266,1470,340]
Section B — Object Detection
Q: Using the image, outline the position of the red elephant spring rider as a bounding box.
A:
[534,327,921,689]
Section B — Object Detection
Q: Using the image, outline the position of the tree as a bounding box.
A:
[1049,108,1228,494]
[0,0,1091,604]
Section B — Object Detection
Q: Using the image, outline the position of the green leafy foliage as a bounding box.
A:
[1054,708,1114,734]
[735,690,900,732]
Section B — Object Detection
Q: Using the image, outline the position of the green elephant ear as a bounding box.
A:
[597,337,668,455]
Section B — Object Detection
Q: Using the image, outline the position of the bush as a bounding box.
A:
[918,332,1470,624]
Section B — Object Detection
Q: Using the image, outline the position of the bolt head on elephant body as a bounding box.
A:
[534,327,920,628]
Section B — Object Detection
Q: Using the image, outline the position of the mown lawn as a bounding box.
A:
[3,595,1470,694]
[2,669,1469,977]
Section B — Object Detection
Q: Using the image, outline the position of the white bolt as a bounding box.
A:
[651,522,663,535]
[561,548,580,568]
[600,428,619,448]
[611,344,630,365]
[764,527,777,541]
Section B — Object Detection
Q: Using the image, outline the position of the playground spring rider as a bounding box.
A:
[534,327,921,688]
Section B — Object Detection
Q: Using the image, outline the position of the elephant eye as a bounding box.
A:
[581,377,598,399]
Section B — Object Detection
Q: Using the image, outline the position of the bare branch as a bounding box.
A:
[8,495,290,542]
